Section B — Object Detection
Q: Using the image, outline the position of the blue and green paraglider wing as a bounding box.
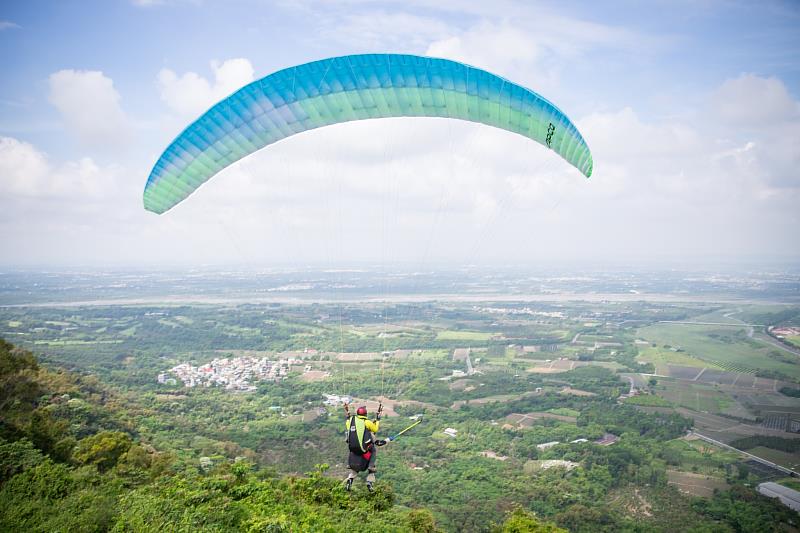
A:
[144,53,592,214]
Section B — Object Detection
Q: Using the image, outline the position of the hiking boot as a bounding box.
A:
[345,478,353,491]
[366,481,374,493]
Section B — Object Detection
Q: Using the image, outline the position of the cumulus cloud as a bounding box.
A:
[427,23,542,79]
[8,7,798,266]
[0,136,156,265]
[140,66,799,265]
[570,85,800,259]
[0,137,50,196]
[157,58,255,117]
[712,73,799,126]
[0,136,120,200]
[47,70,132,148]
[709,74,800,189]
[423,13,649,99]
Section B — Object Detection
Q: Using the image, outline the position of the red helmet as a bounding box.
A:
[356,406,367,416]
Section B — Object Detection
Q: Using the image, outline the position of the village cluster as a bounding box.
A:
[159,355,304,391]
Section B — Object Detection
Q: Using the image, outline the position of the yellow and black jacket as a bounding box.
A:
[345,415,380,453]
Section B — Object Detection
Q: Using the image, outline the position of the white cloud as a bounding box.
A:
[426,23,542,80]
[47,70,132,148]
[0,137,50,196]
[709,74,800,189]
[138,67,799,265]
[6,5,798,267]
[0,20,20,30]
[569,90,799,259]
[157,58,255,117]
[0,136,120,199]
[0,136,155,265]
[712,73,799,126]
[323,11,452,51]
[422,13,654,100]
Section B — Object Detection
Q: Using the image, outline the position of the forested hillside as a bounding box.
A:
[0,338,563,532]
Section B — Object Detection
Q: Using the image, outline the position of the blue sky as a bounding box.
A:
[1,0,798,267]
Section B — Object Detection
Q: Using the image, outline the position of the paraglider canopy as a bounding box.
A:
[144,53,592,214]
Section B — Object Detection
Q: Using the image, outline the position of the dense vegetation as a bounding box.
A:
[0,339,575,532]
[1,295,799,531]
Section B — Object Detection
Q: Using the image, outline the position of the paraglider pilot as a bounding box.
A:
[343,402,385,492]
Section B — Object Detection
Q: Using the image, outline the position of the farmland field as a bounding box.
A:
[655,379,737,414]
[747,446,800,470]
[667,470,729,498]
[435,330,492,341]
[637,322,800,380]
[636,346,714,372]
[680,308,747,324]
[2,269,800,532]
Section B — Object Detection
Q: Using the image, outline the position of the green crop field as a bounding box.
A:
[748,447,800,470]
[624,394,673,407]
[636,346,716,370]
[777,478,800,491]
[436,330,492,341]
[663,438,742,476]
[655,380,733,413]
[685,308,747,324]
[548,407,580,417]
[637,323,800,380]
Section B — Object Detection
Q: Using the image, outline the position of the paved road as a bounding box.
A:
[465,351,474,375]
[755,333,800,357]
[625,376,636,395]
[658,320,765,327]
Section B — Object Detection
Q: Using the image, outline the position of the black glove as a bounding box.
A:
[375,439,387,446]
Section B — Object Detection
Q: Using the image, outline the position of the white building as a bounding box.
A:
[537,441,560,450]
[758,482,800,512]
[443,428,458,438]
[323,394,352,406]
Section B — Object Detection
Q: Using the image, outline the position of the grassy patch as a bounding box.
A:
[638,323,799,379]
[777,477,800,491]
[655,380,732,413]
[663,438,741,476]
[548,407,580,417]
[667,470,729,498]
[118,325,138,337]
[436,330,492,341]
[747,447,800,470]
[636,346,715,370]
[624,395,673,407]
